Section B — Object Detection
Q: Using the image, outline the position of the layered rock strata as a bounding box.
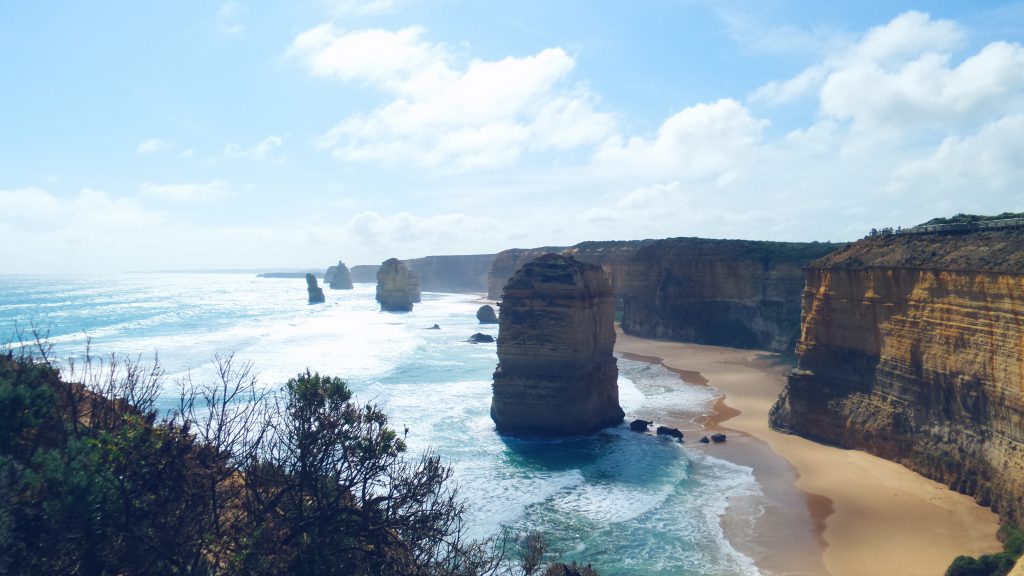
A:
[375,258,419,312]
[770,230,1024,525]
[620,238,841,353]
[305,273,325,304]
[327,261,354,290]
[491,254,624,436]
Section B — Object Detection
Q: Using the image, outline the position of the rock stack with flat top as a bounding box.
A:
[491,253,624,436]
[375,258,419,312]
[306,273,325,304]
[326,260,354,290]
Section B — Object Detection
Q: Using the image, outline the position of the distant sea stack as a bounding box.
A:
[770,219,1024,525]
[476,305,498,324]
[327,261,354,290]
[306,273,325,304]
[620,238,841,353]
[491,254,624,436]
[375,258,419,312]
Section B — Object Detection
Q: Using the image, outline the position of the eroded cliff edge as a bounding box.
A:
[620,238,841,353]
[770,229,1024,525]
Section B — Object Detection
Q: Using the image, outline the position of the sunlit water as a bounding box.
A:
[0,273,762,575]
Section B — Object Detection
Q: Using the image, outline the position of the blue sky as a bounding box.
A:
[2,0,1023,272]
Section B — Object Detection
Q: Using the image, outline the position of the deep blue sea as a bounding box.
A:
[0,273,762,575]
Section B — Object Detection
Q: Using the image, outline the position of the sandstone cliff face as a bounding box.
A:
[404,254,496,294]
[327,261,354,290]
[375,258,419,312]
[771,231,1024,525]
[486,241,652,304]
[620,238,840,353]
[350,265,381,283]
[491,254,624,436]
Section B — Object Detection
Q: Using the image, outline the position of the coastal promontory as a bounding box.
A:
[771,221,1024,525]
[376,258,419,312]
[491,253,624,436]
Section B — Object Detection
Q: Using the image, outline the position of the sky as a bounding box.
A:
[2,0,1023,273]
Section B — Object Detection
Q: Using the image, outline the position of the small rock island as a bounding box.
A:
[326,260,354,290]
[491,253,624,436]
[375,258,420,312]
[306,273,325,304]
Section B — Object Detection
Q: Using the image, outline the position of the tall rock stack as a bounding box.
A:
[328,261,354,290]
[306,273,325,304]
[375,258,418,312]
[491,253,624,436]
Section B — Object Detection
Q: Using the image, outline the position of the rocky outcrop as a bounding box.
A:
[306,273,325,304]
[404,254,496,294]
[350,265,381,283]
[491,254,624,436]
[326,261,354,290]
[770,229,1024,525]
[477,305,498,324]
[620,238,841,353]
[375,258,419,312]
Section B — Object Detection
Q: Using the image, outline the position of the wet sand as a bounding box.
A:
[615,332,1002,576]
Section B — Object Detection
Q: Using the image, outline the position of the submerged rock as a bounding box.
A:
[306,273,325,304]
[699,436,710,444]
[476,304,498,324]
[427,324,441,330]
[467,333,495,343]
[711,433,727,443]
[328,261,354,290]
[490,253,624,436]
[375,258,419,312]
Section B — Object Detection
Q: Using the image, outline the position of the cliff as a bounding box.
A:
[375,258,418,312]
[620,238,841,353]
[404,254,496,294]
[771,229,1024,525]
[491,254,624,436]
[350,265,381,283]
[486,241,653,303]
[327,261,354,290]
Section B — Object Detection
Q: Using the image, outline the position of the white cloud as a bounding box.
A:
[223,136,284,161]
[136,138,174,154]
[139,180,233,202]
[217,1,245,34]
[594,99,767,184]
[291,25,615,171]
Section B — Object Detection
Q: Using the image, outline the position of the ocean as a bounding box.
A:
[0,273,763,575]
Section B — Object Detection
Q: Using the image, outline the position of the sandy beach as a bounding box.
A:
[615,331,1003,576]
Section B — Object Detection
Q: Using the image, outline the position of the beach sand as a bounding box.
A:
[615,331,1002,576]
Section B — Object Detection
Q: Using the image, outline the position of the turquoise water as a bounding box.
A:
[0,273,762,575]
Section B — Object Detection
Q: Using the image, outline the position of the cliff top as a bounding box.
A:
[812,228,1024,273]
[634,237,843,264]
[504,253,609,291]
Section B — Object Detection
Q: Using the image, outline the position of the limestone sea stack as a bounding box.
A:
[491,254,624,436]
[306,273,325,304]
[328,261,354,290]
[376,258,419,312]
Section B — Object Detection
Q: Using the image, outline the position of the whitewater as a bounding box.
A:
[0,273,763,575]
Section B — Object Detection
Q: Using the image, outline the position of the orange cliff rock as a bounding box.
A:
[771,230,1024,525]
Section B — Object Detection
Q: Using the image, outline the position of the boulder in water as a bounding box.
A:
[476,304,498,324]
[467,333,495,343]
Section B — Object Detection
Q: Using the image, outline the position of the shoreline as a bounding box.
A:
[615,331,1002,576]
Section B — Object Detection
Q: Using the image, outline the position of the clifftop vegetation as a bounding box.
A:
[0,337,597,576]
